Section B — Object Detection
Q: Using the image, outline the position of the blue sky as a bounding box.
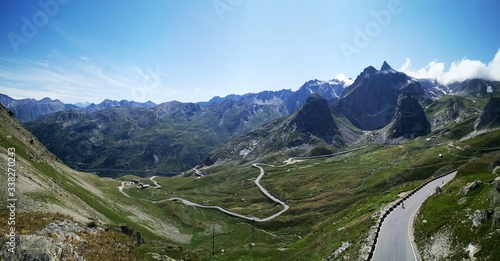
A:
[0,0,499,104]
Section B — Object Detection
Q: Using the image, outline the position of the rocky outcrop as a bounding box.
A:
[120,224,145,246]
[199,93,348,165]
[475,97,500,130]
[285,93,342,146]
[460,180,482,195]
[491,180,500,206]
[148,252,177,261]
[422,229,452,261]
[1,235,65,261]
[472,209,492,228]
[432,98,461,130]
[388,93,431,138]
[0,220,88,261]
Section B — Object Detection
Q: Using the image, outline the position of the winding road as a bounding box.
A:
[169,163,289,222]
[118,148,365,222]
[119,163,290,222]
[372,171,457,261]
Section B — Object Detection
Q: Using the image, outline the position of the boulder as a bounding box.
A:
[472,209,494,228]
[1,235,62,261]
[460,180,481,195]
[149,252,176,261]
[472,210,488,227]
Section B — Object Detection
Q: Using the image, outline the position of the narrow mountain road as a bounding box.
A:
[169,163,289,222]
[150,176,161,188]
[119,147,366,222]
[118,181,132,198]
[372,171,457,261]
[118,163,288,221]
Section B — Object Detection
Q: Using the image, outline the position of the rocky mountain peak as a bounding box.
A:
[388,92,431,138]
[40,97,55,102]
[362,66,379,76]
[286,93,341,144]
[380,61,395,72]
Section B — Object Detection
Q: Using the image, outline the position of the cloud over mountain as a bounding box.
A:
[400,49,500,84]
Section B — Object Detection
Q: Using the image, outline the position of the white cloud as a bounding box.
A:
[0,85,59,101]
[399,49,500,85]
[335,73,354,86]
[0,57,173,104]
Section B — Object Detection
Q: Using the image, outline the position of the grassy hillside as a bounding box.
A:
[414,130,500,260]
[139,136,485,260]
[0,105,195,260]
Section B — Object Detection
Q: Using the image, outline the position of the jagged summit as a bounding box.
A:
[362,66,378,76]
[380,61,395,72]
[285,93,341,145]
[338,63,426,130]
[388,92,431,138]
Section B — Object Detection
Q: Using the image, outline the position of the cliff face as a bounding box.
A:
[475,97,500,130]
[388,93,431,138]
[285,93,341,145]
[337,62,425,130]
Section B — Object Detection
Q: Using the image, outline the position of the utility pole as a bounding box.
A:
[252,220,256,245]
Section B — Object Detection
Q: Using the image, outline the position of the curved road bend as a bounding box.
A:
[156,164,289,222]
[143,150,363,222]
[131,150,364,222]
[150,176,161,188]
[372,171,457,261]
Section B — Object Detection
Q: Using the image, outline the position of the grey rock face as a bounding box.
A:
[285,93,342,145]
[460,180,482,195]
[491,180,500,206]
[1,235,63,261]
[337,63,426,130]
[472,209,489,227]
[493,207,500,228]
[0,220,94,261]
[476,97,500,130]
[388,93,431,138]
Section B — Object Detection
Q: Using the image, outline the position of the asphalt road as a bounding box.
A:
[372,171,457,261]
[153,163,289,222]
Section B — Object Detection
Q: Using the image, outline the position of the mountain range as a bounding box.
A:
[1,61,500,260]
[11,78,347,176]
[2,62,500,177]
